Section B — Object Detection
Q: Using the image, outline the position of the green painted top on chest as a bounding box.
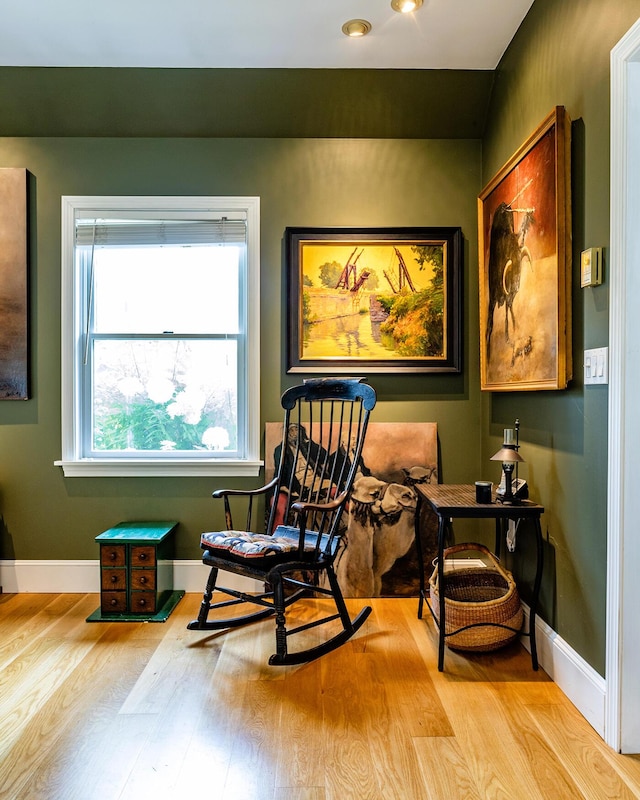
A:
[95,521,178,545]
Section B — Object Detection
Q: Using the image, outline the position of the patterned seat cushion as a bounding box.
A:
[200,525,328,563]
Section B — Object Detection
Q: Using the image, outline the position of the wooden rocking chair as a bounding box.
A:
[187,378,376,665]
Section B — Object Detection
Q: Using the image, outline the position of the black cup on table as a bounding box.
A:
[475,481,492,504]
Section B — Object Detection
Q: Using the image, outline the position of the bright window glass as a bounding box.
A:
[57,197,261,477]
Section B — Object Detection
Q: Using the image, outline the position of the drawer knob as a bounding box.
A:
[138,553,147,561]
[110,598,118,606]
[139,576,147,584]
[110,575,118,583]
[109,551,117,561]
[138,598,146,607]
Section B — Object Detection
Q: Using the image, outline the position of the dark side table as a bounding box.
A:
[87,521,184,623]
[414,484,544,672]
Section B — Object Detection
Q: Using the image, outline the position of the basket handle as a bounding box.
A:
[431,542,506,576]
[429,541,516,596]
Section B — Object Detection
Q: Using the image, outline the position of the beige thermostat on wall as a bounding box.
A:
[580,247,602,287]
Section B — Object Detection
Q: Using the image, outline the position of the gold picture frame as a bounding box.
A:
[478,106,572,391]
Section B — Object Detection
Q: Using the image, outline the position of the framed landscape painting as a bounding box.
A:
[0,168,29,400]
[285,226,463,374]
[478,106,572,391]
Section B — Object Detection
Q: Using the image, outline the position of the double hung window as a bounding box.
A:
[57,196,261,477]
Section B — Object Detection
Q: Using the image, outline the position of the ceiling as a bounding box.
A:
[0,0,534,70]
[0,0,535,138]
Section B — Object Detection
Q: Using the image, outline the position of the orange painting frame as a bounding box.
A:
[478,107,572,391]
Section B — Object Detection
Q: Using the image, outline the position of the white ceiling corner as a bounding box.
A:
[0,0,534,70]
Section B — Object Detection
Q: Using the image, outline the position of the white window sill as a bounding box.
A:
[53,459,263,478]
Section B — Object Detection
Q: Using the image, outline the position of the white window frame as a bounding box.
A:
[55,195,262,478]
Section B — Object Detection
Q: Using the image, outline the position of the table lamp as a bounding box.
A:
[490,428,525,505]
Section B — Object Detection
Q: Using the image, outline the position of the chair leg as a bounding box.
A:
[272,574,289,662]
[187,565,218,629]
[268,564,372,666]
[187,564,280,632]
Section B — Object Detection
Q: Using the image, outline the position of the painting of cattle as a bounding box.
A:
[478,106,572,391]
[0,169,29,399]
[265,421,439,597]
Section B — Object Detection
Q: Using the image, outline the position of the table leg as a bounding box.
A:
[437,514,447,672]
[415,493,425,619]
[529,517,544,670]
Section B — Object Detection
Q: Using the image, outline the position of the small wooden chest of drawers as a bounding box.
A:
[88,521,183,622]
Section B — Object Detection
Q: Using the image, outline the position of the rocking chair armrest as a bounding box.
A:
[212,477,280,532]
[290,488,349,515]
[212,476,279,500]
[288,490,349,556]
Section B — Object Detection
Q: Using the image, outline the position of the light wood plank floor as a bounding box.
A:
[1,592,639,800]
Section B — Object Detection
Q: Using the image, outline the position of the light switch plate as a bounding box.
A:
[584,347,608,385]
[581,247,603,287]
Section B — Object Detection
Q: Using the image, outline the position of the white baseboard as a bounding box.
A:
[520,603,606,737]
[0,559,606,737]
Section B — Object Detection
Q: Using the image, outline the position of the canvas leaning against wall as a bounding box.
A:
[265,421,439,598]
[0,168,29,400]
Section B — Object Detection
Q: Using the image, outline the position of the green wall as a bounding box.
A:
[0,68,494,139]
[0,136,482,563]
[482,0,640,675]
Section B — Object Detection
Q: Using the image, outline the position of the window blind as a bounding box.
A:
[75,217,247,247]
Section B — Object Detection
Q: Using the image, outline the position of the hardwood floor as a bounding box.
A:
[1,592,639,800]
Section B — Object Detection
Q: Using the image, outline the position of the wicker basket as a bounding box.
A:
[429,542,524,652]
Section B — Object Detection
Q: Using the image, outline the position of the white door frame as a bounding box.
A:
[606,15,640,754]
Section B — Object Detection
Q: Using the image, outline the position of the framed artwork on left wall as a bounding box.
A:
[0,168,29,399]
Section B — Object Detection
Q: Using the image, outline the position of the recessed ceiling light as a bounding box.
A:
[391,0,423,12]
[341,19,372,37]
